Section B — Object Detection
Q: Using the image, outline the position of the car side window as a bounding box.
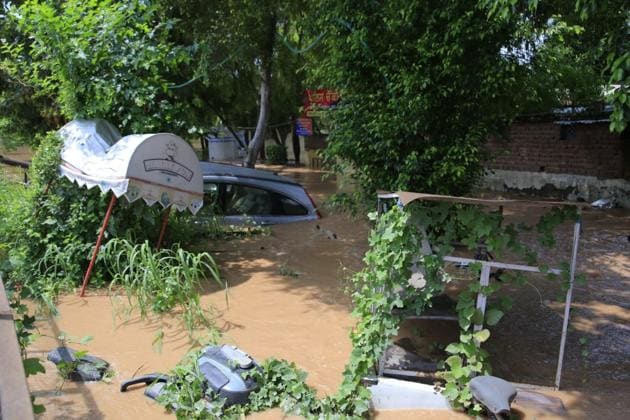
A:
[225,185,273,215]
[274,194,308,216]
[223,184,307,216]
[200,182,222,216]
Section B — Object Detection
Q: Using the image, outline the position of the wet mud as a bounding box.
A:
[20,165,630,419]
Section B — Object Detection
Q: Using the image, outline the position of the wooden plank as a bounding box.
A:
[0,155,31,169]
[0,276,35,420]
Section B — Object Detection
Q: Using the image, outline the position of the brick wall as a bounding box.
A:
[485,121,627,179]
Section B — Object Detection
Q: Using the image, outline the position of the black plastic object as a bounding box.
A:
[144,381,167,400]
[469,375,517,419]
[47,347,109,382]
[119,345,260,408]
[120,373,170,392]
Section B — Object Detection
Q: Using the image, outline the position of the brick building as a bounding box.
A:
[482,111,630,207]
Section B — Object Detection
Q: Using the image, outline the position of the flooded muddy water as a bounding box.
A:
[22,165,630,419]
[0,145,32,182]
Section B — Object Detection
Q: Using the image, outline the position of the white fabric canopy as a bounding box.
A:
[58,119,204,214]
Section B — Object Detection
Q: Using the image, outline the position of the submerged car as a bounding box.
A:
[198,161,321,225]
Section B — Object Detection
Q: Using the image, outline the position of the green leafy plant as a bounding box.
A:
[4,279,46,414]
[52,342,113,390]
[325,191,375,218]
[265,143,288,164]
[174,213,270,242]
[157,347,323,419]
[55,348,88,392]
[1,0,194,135]
[0,132,177,309]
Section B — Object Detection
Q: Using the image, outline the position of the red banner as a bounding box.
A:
[303,89,340,117]
[304,89,340,108]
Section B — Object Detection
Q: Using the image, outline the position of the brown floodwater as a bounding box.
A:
[20,165,630,419]
[0,145,32,182]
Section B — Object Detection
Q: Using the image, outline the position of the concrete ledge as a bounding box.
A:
[369,377,451,410]
[0,276,35,420]
[483,169,630,208]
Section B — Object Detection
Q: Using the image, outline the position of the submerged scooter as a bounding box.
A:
[120,345,260,408]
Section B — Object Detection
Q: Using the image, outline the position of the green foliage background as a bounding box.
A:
[1,0,196,137]
[309,0,628,195]
[311,1,527,195]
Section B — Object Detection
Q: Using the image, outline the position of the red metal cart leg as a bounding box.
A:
[79,193,117,297]
[155,206,171,250]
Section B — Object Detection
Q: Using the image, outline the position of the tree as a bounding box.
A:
[1,0,201,137]
[0,0,57,148]
[310,0,525,195]
[240,4,277,168]
[482,0,629,132]
[161,0,310,167]
[2,0,311,162]
[311,0,628,196]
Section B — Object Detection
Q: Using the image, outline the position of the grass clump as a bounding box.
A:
[278,263,299,278]
[100,238,224,340]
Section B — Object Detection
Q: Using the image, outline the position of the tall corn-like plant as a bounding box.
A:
[100,239,223,340]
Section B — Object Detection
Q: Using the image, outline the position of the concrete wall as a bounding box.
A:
[483,169,630,208]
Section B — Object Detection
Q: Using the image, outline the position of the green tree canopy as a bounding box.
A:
[310,0,628,195]
[0,0,58,148]
[311,0,525,195]
[1,0,199,137]
[1,0,312,164]
[482,0,629,131]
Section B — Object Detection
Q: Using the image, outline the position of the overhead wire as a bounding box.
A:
[278,29,327,55]
[167,45,246,90]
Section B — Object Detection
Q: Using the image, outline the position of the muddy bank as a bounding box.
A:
[25,166,630,419]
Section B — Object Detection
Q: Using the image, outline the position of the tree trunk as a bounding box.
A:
[291,114,300,164]
[244,14,276,168]
[244,72,271,167]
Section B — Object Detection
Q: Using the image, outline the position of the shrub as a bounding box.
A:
[265,144,287,164]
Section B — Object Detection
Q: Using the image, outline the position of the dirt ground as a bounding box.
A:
[18,164,630,419]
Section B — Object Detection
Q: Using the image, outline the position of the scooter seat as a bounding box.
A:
[469,375,517,417]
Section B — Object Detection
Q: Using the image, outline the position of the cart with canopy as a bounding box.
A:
[57,119,204,296]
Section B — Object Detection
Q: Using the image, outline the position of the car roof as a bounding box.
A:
[200,161,301,186]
